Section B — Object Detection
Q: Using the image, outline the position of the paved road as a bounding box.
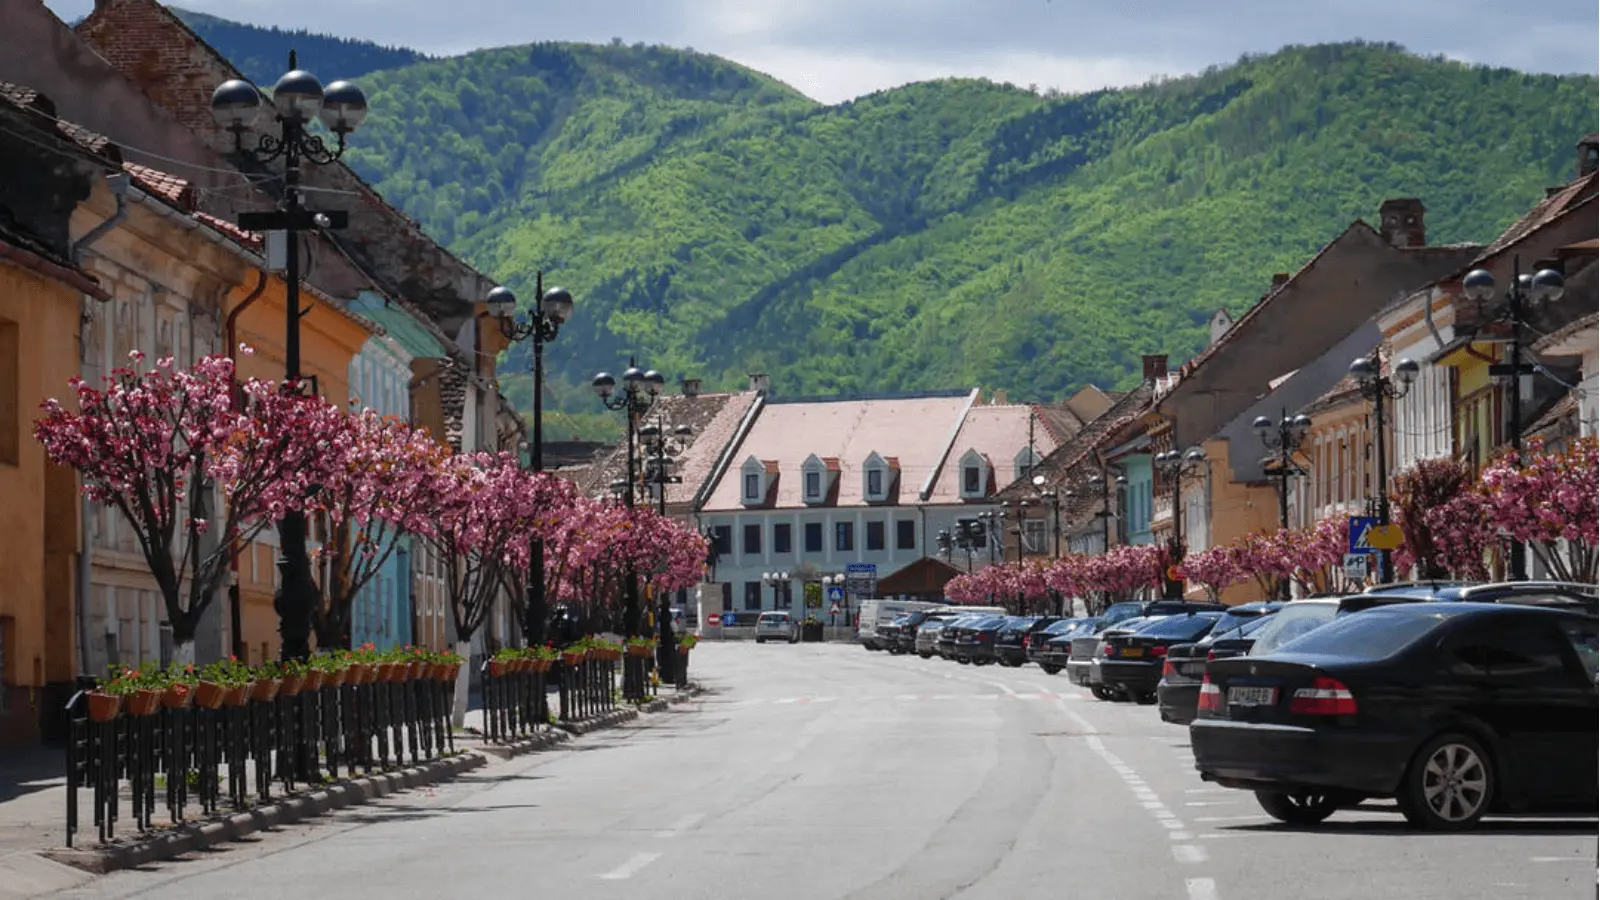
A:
[49,643,1597,900]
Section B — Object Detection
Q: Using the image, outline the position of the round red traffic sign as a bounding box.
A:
[706,614,721,626]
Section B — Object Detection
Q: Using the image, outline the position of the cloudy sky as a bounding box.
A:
[45,0,1600,103]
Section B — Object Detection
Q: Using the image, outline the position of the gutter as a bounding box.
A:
[66,173,129,677]
[692,390,766,513]
[920,387,981,502]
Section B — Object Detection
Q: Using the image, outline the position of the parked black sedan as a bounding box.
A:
[1191,602,1598,830]
[1098,611,1224,703]
[995,616,1062,666]
[1029,619,1091,673]
[1158,603,1283,724]
[953,615,1009,664]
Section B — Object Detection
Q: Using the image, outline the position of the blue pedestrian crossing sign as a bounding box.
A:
[1348,516,1380,554]
[825,585,845,605]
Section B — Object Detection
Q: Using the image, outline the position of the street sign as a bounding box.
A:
[845,563,877,596]
[706,613,721,626]
[845,563,877,575]
[1348,517,1379,554]
[825,585,845,604]
[1342,553,1370,581]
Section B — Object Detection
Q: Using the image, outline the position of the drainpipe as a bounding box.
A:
[68,173,129,677]
[222,272,269,659]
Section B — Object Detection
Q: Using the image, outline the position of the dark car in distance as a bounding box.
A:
[953,615,1008,664]
[1158,603,1284,724]
[1190,603,1598,830]
[1099,611,1224,703]
[995,616,1062,667]
[1030,619,1091,673]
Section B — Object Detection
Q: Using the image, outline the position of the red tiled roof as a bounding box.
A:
[124,162,194,209]
[193,211,263,248]
[1466,172,1598,268]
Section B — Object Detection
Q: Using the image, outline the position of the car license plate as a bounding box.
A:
[1120,647,1144,658]
[1228,686,1277,707]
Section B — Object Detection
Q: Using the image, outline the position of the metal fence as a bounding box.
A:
[65,667,454,847]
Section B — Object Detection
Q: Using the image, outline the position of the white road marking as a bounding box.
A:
[653,813,703,838]
[1530,856,1586,863]
[1141,801,1168,811]
[1172,844,1209,864]
[989,681,1020,696]
[1194,814,1264,823]
[1186,877,1219,900]
[599,852,662,880]
[896,694,919,701]
[1185,801,1229,807]
[1185,787,1232,794]
[1169,830,1193,841]
[775,698,799,704]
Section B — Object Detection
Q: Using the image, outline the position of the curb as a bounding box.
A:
[34,685,709,876]
[40,752,485,875]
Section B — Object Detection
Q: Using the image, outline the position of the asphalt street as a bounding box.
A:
[47,643,1598,900]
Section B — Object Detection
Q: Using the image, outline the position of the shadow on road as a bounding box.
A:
[1227,815,1598,837]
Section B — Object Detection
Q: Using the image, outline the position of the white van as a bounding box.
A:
[858,599,943,650]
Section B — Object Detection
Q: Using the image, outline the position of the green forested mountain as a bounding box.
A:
[180,18,1599,437]
[173,8,428,86]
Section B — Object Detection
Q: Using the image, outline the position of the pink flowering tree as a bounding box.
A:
[1175,545,1246,600]
[1479,437,1598,582]
[1391,457,1478,579]
[33,353,340,653]
[1287,515,1352,594]
[310,411,452,650]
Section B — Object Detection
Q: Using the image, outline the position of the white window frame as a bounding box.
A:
[957,448,989,500]
[802,455,827,504]
[863,451,889,502]
[740,456,765,506]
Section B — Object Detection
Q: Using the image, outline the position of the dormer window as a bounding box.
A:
[802,454,830,504]
[862,451,893,503]
[1013,446,1041,484]
[740,456,769,506]
[957,448,990,500]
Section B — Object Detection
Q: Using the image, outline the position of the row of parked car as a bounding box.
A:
[870,580,1599,831]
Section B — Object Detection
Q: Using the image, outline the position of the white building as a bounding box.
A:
[693,389,1060,620]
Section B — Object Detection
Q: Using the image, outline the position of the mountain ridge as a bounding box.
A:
[171,14,1599,438]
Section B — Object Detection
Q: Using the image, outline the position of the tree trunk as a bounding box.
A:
[451,639,471,727]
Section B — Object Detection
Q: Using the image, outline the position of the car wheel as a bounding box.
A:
[1136,692,1158,705]
[1039,664,1062,675]
[1090,685,1117,701]
[1255,790,1341,825]
[756,637,766,644]
[1398,732,1494,831]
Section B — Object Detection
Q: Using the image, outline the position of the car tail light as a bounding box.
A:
[1206,650,1217,662]
[1150,645,1168,657]
[1103,642,1115,657]
[1197,675,1223,712]
[1289,677,1358,715]
[1161,659,1177,679]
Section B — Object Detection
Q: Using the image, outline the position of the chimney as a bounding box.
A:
[680,378,702,398]
[1378,198,1426,249]
[1142,354,1168,384]
[748,373,770,394]
[1579,133,1598,178]
[992,389,1008,405]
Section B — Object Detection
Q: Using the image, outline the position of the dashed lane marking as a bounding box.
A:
[1186,877,1219,900]
[599,852,662,880]
[653,813,703,839]
[1172,845,1210,864]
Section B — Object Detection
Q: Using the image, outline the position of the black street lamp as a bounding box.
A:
[486,274,573,646]
[1349,352,1420,585]
[1460,263,1566,581]
[1031,474,1062,560]
[999,500,1030,563]
[640,414,692,680]
[1253,411,1311,599]
[976,511,1000,564]
[592,360,664,637]
[1087,469,1127,552]
[761,571,793,611]
[212,53,368,661]
[1153,447,1206,599]
[937,520,985,571]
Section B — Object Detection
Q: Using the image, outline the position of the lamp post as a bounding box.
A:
[1253,411,1311,599]
[486,275,573,646]
[1032,474,1062,560]
[821,574,843,627]
[592,360,664,637]
[1087,470,1127,553]
[1153,447,1206,599]
[1349,352,1420,585]
[1000,500,1030,562]
[211,54,368,661]
[1460,263,1566,581]
[761,571,792,612]
[976,511,999,564]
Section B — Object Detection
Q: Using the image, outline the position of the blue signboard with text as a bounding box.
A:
[1348,516,1380,554]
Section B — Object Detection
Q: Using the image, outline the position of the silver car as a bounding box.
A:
[755,611,800,644]
[914,616,958,658]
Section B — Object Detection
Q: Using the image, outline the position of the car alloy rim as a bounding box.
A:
[1421,743,1488,822]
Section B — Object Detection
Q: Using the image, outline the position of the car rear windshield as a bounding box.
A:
[1140,612,1222,640]
[1207,609,1271,639]
[1270,609,1449,659]
[1044,619,1079,634]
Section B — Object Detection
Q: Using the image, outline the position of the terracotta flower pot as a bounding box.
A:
[431,663,450,681]
[86,691,122,722]
[302,669,324,691]
[162,683,194,709]
[447,662,462,681]
[530,658,552,674]
[321,667,345,689]
[561,651,586,666]
[348,663,370,685]
[126,689,162,717]
[251,678,281,703]
[223,685,249,707]
[194,681,227,710]
[626,645,653,658]
[279,674,305,697]
[488,660,508,677]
